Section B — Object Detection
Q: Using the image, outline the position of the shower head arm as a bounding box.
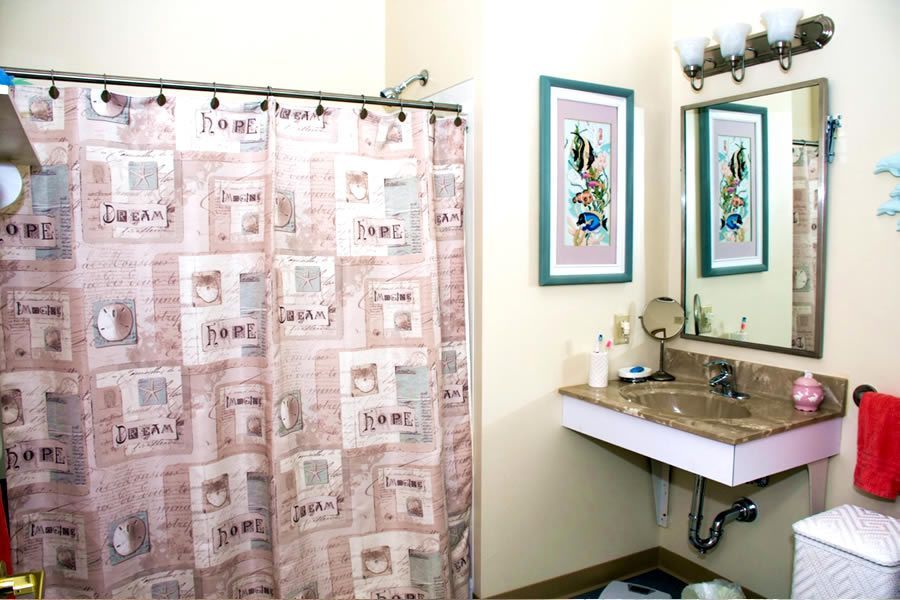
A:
[380,69,429,99]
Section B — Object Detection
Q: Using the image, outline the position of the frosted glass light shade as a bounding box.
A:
[713,22,751,58]
[674,37,709,68]
[0,163,22,209]
[762,8,803,44]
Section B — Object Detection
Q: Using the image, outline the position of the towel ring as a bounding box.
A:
[852,384,876,407]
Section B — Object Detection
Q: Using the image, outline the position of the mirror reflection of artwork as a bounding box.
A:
[717,135,752,243]
[565,119,612,247]
[698,104,768,278]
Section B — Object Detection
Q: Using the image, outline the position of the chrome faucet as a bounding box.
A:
[705,360,750,400]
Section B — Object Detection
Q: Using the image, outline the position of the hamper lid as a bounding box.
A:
[793,504,900,567]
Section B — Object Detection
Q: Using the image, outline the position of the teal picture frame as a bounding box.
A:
[698,103,768,277]
[539,76,633,285]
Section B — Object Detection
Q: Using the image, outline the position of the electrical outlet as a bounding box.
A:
[613,314,630,345]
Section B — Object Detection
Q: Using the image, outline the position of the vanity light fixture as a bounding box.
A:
[676,13,834,91]
[674,37,710,91]
[713,22,752,82]
[762,8,804,70]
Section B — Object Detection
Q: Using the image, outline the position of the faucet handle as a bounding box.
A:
[704,359,733,372]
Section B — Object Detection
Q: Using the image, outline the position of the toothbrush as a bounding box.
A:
[595,333,604,353]
[740,316,748,334]
[605,340,612,351]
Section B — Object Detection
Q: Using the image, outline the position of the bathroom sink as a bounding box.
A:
[618,384,752,419]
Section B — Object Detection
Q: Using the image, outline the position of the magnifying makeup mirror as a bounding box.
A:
[640,297,686,381]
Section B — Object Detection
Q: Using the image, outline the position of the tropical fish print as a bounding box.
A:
[717,134,752,243]
[564,119,612,247]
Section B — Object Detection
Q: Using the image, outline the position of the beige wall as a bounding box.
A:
[667,1,900,597]
[476,1,673,595]
[0,0,386,93]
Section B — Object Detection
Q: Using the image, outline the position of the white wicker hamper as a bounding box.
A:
[791,504,899,599]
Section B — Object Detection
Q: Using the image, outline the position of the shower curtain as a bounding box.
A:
[791,142,819,351]
[0,86,471,599]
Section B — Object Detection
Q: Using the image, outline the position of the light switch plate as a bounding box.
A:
[613,314,630,345]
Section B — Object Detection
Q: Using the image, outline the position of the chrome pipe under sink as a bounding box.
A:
[688,475,758,553]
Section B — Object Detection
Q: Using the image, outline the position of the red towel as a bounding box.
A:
[854,391,900,499]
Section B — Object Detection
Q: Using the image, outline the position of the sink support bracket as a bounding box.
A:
[807,458,828,514]
[650,460,670,527]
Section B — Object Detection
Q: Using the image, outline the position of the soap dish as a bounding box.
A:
[618,365,652,384]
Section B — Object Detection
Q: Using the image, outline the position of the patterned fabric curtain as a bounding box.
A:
[0,86,471,599]
[791,142,819,351]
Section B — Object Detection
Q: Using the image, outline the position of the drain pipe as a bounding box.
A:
[688,475,759,553]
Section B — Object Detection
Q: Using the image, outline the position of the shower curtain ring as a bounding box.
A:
[429,101,436,125]
[156,78,166,106]
[210,83,220,110]
[359,94,368,120]
[315,91,324,117]
[398,100,406,122]
[454,106,463,127]
[261,86,271,112]
[100,74,110,103]
[48,69,59,100]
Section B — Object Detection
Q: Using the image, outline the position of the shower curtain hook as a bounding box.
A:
[398,100,406,122]
[359,94,368,120]
[261,86,271,112]
[48,69,59,100]
[210,83,220,110]
[100,74,110,103]
[156,78,166,106]
[315,91,324,117]
[454,106,463,127]
[429,101,436,125]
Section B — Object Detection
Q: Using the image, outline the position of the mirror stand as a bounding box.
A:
[640,297,686,382]
[651,334,676,382]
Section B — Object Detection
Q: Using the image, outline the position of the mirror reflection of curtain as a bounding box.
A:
[791,142,819,350]
[1,86,471,599]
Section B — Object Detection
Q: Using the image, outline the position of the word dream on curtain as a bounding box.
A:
[0,86,471,600]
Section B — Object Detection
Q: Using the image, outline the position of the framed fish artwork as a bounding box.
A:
[698,103,769,277]
[539,76,633,285]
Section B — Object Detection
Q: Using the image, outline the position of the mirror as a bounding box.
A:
[640,297,685,381]
[681,79,827,357]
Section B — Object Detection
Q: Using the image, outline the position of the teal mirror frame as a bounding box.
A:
[698,103,769,277]
[680,78,830,358]
[539,76,634,285]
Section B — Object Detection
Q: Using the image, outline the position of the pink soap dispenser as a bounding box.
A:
[792,371,825,412]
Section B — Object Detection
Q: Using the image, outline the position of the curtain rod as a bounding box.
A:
[1,66,463,113]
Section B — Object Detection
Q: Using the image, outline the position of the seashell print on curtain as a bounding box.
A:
[0,86,471,599]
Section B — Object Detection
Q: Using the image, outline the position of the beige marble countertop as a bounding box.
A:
[559,378,845,445]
